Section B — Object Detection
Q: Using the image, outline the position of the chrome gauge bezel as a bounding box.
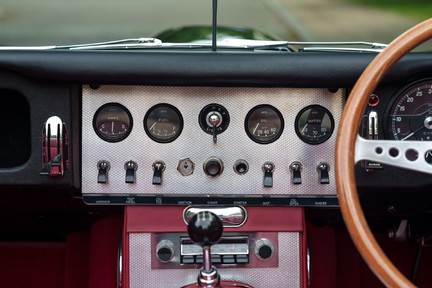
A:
[93,102,133,143]
[144,103,184,143]
[245,104,284,144]
[385,79,432,141]
[294,105,334,145]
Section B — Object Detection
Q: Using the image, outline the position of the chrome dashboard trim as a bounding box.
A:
[183,206,247,227]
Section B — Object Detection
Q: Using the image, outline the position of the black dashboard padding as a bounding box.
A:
[0,71,78,188]
[0,51,430,87]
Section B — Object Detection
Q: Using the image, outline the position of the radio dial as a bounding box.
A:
[255,238,274,260]
[156,240,175,263]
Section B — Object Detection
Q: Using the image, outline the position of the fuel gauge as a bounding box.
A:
[144,104,183,143]
[295,105,334,145]
[93,103,133,142]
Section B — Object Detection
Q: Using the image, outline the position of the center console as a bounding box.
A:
[122,206,306,287]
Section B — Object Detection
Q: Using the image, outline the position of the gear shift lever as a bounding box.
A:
[188,211,223,287]
[183,211,253,288]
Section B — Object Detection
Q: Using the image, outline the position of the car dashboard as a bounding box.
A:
[1,49,432,287]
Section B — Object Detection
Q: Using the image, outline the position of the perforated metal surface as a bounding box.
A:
[129,232,301,288]
[82,85,343,199]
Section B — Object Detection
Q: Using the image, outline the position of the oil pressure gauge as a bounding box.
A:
[295,105,334,145]
[245,105,284,144]
[93,103,133,142]
[144,103,183,143]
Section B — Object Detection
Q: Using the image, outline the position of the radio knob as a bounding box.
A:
[255,238,274,260]
[156,240,175,263]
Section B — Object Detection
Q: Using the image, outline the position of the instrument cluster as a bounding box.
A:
[93,101,335,146]
[81,85,344,206]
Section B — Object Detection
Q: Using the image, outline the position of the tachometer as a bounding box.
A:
[388,79,432,141]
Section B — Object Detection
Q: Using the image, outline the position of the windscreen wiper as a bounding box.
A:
[0,38,387,52]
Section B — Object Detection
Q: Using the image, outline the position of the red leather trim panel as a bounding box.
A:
[125,206,304,233]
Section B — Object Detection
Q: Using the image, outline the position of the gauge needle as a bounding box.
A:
[253,123,259,134]
[401,124,428,141]
[301,124,308,134]
[149,122,157,131]
[111,121,114,133]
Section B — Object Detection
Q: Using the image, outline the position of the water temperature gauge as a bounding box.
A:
[93,103,133,142]
[295,105,334,145]
[245,105,284,144]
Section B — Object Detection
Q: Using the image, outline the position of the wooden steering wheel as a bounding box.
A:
[336,19,432,288]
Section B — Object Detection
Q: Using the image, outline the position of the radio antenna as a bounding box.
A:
[212,0,218,51]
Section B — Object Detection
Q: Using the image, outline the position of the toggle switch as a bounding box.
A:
[262,161,275,188]
[317,162,330,184]
[289,162,302,184]
[152,161,166,185]
[125,161,138,183]
[97,160,110,183]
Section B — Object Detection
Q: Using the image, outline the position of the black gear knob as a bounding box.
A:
[187,211,223,246]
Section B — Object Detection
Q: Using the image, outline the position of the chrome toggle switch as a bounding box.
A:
[262,161,275,188]
[97,160,110,183]
[289,162,302,185]
[125,160,138,183]
[317,162,330,184]
[152,161,166,185]
[40,116,68,177]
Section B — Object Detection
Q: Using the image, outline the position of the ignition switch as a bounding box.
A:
[198,103,230,144]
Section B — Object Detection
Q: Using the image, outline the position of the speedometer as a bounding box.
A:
[388,79,432,141]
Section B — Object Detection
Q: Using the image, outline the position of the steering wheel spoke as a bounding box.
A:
[355,135,432,175]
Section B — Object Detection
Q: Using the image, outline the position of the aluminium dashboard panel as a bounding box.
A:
[82,85,344,206]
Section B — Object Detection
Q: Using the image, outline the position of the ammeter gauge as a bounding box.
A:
[93,103,133,142]
[295,105,334,145]
[144,103,183,143]
[245,105,284,144]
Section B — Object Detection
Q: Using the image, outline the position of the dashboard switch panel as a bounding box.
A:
[82,85,343,206]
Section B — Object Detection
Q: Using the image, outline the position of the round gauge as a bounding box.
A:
[295,105,334,145]
[93,103,133,142]
[144,103,183,143]
[387,79,432,141]
[245,105,284,144]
